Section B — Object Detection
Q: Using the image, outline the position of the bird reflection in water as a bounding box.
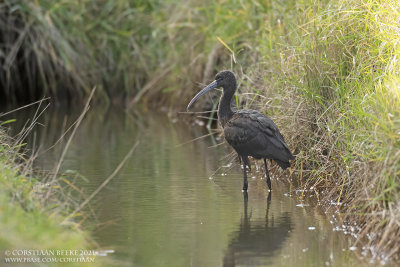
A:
[223,193,292,266]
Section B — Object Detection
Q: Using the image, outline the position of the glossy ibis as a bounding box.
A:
[187,70,294,191]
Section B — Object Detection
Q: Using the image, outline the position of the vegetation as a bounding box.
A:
[255,0,399,261]
[0,0,266,105]
[1,0,399,262]
[0,127,107,265]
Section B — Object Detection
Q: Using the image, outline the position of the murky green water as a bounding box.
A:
[4,106,366,266]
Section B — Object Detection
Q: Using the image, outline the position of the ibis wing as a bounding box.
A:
[224,115,258,147]
[245,111,292,152]
[224,110,293,161]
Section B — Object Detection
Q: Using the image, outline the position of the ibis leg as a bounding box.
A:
[242,155,251,171]
[265,191,271,224]
[243,191,248,220]
[242,163,248,191]
[242,157,248,191]
[264,158,272,191]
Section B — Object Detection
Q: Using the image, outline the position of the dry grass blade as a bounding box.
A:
[51,87,96,179]
[43,87,96,203]
[175,129,220,147]
[0,97,50,118]
[14,101,50,147]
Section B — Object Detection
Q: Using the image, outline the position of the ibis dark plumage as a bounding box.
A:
[187,70,294,191]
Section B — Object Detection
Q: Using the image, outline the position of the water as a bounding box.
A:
[3,106,366,266]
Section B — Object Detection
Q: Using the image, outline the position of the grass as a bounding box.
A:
[1,0,399,263]
[303,0,399,257]
[0,127,104,266]
[241,0,400,261]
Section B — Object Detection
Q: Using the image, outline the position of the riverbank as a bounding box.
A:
[1,0,399,263]
[0,128,105,266]
[246,0,400,261]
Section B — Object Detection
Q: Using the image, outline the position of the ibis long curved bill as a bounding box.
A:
[187,80,218,110]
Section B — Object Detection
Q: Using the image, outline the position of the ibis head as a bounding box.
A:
[187,70,236,110]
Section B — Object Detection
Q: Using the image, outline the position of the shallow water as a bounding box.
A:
[4,106,367,266]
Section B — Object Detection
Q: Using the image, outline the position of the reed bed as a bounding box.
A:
[0,0,264,105]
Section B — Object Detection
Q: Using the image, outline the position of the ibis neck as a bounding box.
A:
[218,88,235,128]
